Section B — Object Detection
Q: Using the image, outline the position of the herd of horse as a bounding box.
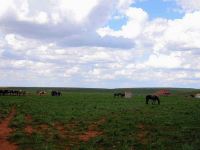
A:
[0,89,62,97]
[114,92,160,105]
[0,89,160,104]
[0,89,26,96]
[36,90,62,96]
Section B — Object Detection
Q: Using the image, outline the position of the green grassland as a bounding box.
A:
[0,88,200,150]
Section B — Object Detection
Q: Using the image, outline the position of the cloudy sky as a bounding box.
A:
[0,0,200,88]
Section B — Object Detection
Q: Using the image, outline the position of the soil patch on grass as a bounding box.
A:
[24,125,34,135]
[136,124,149,145]
[23,116,106,148]
[24,114,34,135]
[24,114,50,135]
[25,115,32,123]
[79,117,106,142]
[53,121,80,143]
[0,107,18,150]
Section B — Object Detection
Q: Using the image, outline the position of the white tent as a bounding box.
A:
[125,91,132,98]
[195,94,200,98]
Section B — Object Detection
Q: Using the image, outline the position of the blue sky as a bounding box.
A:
[108,0,183,30]
[133,0,183,19]
[0,0,200,88]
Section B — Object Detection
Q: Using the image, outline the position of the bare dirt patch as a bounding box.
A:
[24,125,34,135]
[79,131,103,142]
[24,114,34,135]
[136,124,149,145]
[54,122,67,138]
[0,107,18,150]
[37,124,49,131]
[53,121,79,143]
[23,116,106,148]
[24,114,50,135]
[25,124,50,134]
[79,117,106,142]
[25,115,32,123]
[51,118,106,145]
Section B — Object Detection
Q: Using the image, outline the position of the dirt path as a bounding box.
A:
[0,107,18,150]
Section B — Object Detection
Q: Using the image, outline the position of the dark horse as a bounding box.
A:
[146,95,160,105]
[114,92,125,98]
[51,91,62,96]
[0,89,26,96]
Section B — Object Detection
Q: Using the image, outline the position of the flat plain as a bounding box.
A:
[0,88,200,150]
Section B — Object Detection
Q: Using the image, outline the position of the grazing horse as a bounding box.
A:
[51,91,62,96]
[38,91,47,96]
[114,92,125,98]
[0,89,26,96]
[146,95,160,105]
[19,90,26,96]
[0,90,3,96]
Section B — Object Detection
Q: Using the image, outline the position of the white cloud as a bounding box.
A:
[176,0,200,12]
[5,34,24,50]
[97,7,148,39]
[146,53,182,69]
[0,0,13,17]
[0,0,135,49]
[1,0,200,88]
[165,11,200,49]
[4,33,43,52]
[0,0,99,24]
[35,11,49,24]
[117,0,135,12]
[64,67,79,78]
[58,0,99,22]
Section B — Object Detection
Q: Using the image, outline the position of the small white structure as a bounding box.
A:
[195,94,200,98]
[125,91,132,98]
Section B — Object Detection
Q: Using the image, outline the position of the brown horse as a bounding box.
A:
[37,91,47,96]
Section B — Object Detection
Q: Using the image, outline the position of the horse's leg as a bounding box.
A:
[146,97,149,104]
[153,99,156,105]
[157,98,160,105]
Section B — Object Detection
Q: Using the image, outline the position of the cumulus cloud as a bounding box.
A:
[0,0,98,23]
[96,4,200,87]
[1,0,200,88]
[176,0,200,13]
[0,0,135,48]
[97,7,148,39]
[145,53,182,69]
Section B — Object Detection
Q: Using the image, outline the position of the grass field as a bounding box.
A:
[0,88,200,150]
